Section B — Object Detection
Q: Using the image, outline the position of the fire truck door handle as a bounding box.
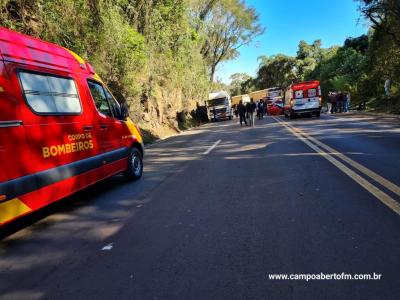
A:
[83,125,93,131]
[100,124,108,129]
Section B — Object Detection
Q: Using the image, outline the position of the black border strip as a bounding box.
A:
[0,120,23,128]
[0,147,129,201]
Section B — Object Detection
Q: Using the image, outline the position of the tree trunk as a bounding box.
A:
[210,64,216,82]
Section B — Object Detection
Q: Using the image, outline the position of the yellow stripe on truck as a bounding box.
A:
[125,117,143,144]
[64,49,104,83]
[0,198,31,224]
[64,48,86,65]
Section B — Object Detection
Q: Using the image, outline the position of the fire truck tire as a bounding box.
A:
[124,147,143,181]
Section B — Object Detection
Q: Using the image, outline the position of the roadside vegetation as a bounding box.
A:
[0,0,262,139]
[230,0,400,114]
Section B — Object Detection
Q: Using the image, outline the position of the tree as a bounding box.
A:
[357,0,400,111]
[229,72,252,96]
[240,77,257,94]
[358,0,400,46]
[344,34,369,52]
[295,39,324,80]
[256,54,297,95]
[198,0,264,82]
[306,43,367,103]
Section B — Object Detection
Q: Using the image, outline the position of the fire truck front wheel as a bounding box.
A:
[124,147,143,181]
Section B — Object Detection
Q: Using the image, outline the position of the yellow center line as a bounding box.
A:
[272,116,400,216]
[290,125,400,197]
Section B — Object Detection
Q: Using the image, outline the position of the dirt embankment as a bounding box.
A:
[131,85,208,144]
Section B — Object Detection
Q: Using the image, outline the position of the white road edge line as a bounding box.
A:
[203,139,221,155]
[101,243,113,251]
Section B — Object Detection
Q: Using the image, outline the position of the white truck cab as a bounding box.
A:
[207,91,233,122]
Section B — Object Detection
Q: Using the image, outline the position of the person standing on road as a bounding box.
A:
[256,100,260,119]
[337,92,343,113]
[334,92,340,113]
[246,101,251,120]
[212,106,217,121]
[234,104,239,119]
[237,100,247,127]
[343,92,349,112]
[330,92,337,113]
[345,92,351,112]
[384,77,391,97]
[258,100,264,120]
[327,92,332,114]
[249,99,257,127]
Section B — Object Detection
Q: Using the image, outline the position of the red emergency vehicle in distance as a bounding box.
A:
[0,27,144,225]
[284,80,322,119]
[264,87,284,116]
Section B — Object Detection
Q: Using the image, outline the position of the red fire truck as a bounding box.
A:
[284,80,322,119]
[0,27,144,225]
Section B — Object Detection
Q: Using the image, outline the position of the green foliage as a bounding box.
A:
[358,0,400,46]
[256,55,297,92]
[144,0,209,112]
[229,73,252,96]
[354,0,400,112]
[344,34,369,52]
[307,46,367,102]
[92,6,147,110]
[239,77,257,94]
[0,0,216,126]
[295,40,324,80]
[196,0,264,81]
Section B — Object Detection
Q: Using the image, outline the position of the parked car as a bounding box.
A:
[267,103,284,115]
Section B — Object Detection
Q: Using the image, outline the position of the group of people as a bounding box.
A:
[327,91,350,114]
[235,99,266,127]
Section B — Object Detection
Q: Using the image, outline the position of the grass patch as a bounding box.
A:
[366,95,400,114]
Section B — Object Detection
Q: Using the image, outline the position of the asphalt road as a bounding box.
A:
[1,113,400,300]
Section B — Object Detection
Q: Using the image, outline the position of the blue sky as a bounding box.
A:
[216,0,369,83]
